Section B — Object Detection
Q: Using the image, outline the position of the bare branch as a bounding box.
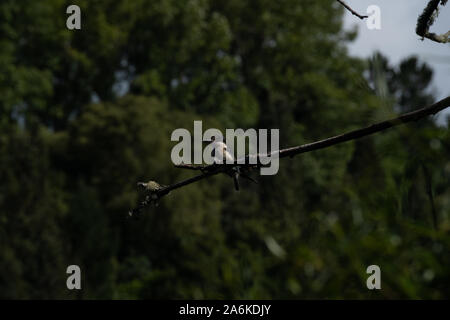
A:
[278,96,450,158]
[130,96,450,214]
[336,0,368,20]
[174,163,206,171]
[159,166,225,196]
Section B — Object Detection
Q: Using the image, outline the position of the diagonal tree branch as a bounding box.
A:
[278,96,450,158]
[336,0,368,20]
[130,96,450,214]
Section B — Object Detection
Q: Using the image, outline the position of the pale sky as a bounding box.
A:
[342,0,450,123]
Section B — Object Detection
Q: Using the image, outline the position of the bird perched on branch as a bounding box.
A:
[129,180,167,217]
[211,136,234,164]
[138,180,165,192]
[211,136,240,191]
[137,180,167,200]
[129,96,450,215]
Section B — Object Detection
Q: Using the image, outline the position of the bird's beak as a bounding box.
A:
[137,182,146,189]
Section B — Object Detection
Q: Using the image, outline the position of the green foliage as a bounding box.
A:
[0,0,449,299]
[0,126,69,298]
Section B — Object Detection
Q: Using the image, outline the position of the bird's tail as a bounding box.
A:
[233,170,240,191]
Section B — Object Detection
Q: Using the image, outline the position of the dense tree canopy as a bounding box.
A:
[0,0,449,299]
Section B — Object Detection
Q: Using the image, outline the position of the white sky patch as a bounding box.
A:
[342,0,450,124]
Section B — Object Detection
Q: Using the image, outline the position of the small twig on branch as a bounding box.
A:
[130,96,450,214]
[416,0,450,43]
[336,0,368,20]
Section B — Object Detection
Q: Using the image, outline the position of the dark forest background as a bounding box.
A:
[0,0,449,299]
